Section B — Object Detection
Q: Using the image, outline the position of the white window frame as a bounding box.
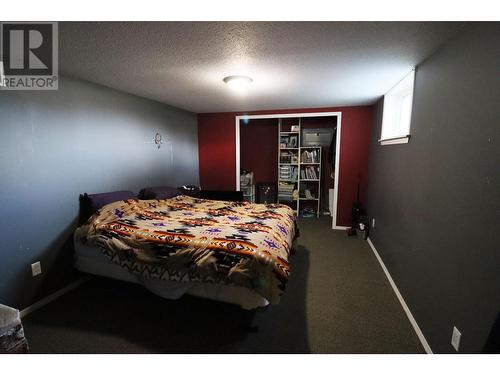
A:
[379,69,415,145]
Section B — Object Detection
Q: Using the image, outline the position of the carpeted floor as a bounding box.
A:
[22,216,425,353]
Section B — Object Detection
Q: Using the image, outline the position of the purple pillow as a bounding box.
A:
[138,186,182,200]
[89,191,136,211]
[79,190,136,225]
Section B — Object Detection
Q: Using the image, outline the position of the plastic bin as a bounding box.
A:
[0,304,28,353]
[356,229,367,240]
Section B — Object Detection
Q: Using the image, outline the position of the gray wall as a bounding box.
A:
[366,23,500,353]
[0,75,199,310]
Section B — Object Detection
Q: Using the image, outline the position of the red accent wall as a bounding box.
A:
[197,106,373,226]
[240,118,278,185]
[197,113,237,190]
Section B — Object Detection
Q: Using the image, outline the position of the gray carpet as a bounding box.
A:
[22,216,424,353]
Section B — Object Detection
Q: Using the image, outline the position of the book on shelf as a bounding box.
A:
[278,183,295,191]
[300,149,319,163]
[280,134,298,148]
[280,165,298,181]
[300,166,318,180]
[280,150,298,164]
[278,182,295,201]
[307,166,318,179]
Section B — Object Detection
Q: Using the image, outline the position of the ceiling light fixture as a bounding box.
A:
[223,75,253,92]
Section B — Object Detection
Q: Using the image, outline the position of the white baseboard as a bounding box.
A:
[333,225,349,230]
[20,276,91,318]
[366,237,433,354]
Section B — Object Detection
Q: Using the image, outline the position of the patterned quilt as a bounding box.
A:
[75,195,296,304]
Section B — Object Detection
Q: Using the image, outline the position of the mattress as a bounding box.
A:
[75,195,296,305]
[74,239,269,310]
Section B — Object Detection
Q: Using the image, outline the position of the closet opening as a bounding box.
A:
[236,112,342,229]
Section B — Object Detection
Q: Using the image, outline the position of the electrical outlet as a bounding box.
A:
[31,261,42,277]
[372,218,375,228]
[451,326,461,352]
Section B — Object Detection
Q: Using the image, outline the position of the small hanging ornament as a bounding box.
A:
[154,132,163,149]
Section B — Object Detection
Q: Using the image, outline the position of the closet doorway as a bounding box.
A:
[235,112,342,229]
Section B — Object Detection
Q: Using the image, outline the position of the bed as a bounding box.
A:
[74,193,297,310]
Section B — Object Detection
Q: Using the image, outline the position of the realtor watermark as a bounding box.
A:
[0,22,58,90]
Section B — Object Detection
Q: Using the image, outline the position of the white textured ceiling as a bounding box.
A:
[59,22,465,113]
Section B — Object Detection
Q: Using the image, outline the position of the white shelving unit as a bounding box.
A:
[278,119,321,218]
[278,118,300,214]
[299,146,321,217]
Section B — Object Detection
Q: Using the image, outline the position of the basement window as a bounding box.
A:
[379,70,415,145]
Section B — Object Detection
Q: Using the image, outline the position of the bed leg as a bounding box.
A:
[290,238,298,255]
[240,309,258,333]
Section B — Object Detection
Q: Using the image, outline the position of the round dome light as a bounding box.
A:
[223,75,253,91]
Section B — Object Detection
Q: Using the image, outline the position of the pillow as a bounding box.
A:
[138,186,182,200]
[78,190,136,225]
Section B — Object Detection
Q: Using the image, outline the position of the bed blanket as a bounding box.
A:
[75,195,296,304]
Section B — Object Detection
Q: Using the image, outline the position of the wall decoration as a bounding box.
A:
[154,132,163,149]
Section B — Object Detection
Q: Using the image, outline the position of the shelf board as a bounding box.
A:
[299,197,319,200]
[300,162,320,165]
[280,131,300,134]
[280,148,299,150]
[279,162,299,165]
[279,179,297,182]
[300,146,321,149]
[301,179,319,181]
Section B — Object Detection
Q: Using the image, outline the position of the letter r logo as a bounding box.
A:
[1,23,54,75]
